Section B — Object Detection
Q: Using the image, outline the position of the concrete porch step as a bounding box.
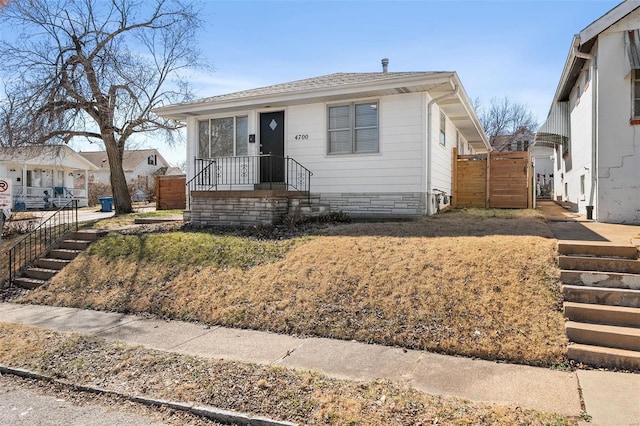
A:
[559,255,640,274]
[23,267,58,281]
[565,321,640,352]
[560,270,640,290]
[13,277,48,290]
[557,241,638,259]
[564,302,640,327]
[568,343,640,370]
[71,229,108,241]
[562,284,640,308]
[36,258,71,270]
[49,248,83,260]
[59,239,91,250]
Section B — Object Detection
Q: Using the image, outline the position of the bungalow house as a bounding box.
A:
[0,145,97,209]
[535,0,640,223]
[154,61,490,225]
[79,149,171,201]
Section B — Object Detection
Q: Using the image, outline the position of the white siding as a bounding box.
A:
[286,92,424,193]
[561,65,594,214]
[595,15,640,223]
[429,105,455,199]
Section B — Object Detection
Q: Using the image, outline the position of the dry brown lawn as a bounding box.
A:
[0,323,575,425]
[20,208,567,366]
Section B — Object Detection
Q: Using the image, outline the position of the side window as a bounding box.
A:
[633,69,640,120]
[439,112,446,146]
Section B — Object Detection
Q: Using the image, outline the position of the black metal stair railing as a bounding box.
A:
[6,199,78,287]
[188,155,312,202]
[186,158,217,209]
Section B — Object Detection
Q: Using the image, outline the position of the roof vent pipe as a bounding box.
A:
[381,58,389,73]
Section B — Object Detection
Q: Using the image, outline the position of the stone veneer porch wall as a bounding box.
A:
[319,192,426,216]
[189,191,428,226]
[190,191,291,226]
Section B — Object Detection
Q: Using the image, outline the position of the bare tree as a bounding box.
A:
[475,96,538,151]
[0,0,202,213]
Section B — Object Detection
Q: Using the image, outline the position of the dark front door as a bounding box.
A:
[259,111,285,183]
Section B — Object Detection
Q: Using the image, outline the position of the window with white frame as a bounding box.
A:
[147,155,156,165]
[328,101,378,154]
[456,130,464,154]
[633,69,640,120]
[439,112,446,146]
[198,116,248,158]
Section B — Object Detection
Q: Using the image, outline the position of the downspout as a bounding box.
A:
[427,82,458,215]
[574,46,597,220]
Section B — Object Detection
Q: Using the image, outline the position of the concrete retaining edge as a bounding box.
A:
[0,364,297,426]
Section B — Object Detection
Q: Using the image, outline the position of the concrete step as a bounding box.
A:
[558,241,638,259]
[564,302,640,327]
[71,229,108,241]
[13,277,48,290]
[565,321,640,351]
[568,343,640,370]
[49,248,82,260]
[561,270,640,290]
[559,255,640,274]
[36,258,71,270]
[23,267,58,281]
[59,239,91,250]
[562,284,640,308]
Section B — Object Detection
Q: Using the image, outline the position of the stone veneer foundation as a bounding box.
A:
[319,192,426,216]
[188,191,427,226]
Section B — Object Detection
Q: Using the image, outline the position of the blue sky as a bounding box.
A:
[80,0,625,163]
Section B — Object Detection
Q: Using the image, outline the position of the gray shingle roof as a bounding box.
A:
[179,72,448,106]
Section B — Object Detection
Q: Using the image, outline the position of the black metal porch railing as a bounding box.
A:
[6,199,78,287]
[187,155,313,207]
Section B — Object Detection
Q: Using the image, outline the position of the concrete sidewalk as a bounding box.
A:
[0,302,590,420]
[1,203,639,424]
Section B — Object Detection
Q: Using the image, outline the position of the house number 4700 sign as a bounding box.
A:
[294,134,309,140]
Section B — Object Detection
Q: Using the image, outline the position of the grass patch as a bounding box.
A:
[20,208,567,366]
[87,231,298,268]
[85,208,183,229]
[0,323,576,425]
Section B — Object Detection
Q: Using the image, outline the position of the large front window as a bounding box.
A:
[198,116,248,158]
[328,101,378,154]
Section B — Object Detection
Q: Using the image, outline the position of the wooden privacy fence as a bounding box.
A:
[452,148,532,209]
[156,175,186,210]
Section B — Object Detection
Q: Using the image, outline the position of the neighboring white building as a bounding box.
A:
[0,145,97,208]
[536,0,640,223]
[79,149,170,185]
[155,63,490,217]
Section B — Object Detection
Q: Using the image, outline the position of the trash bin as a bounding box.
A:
[98,197,113,212]
[586,205,594,220]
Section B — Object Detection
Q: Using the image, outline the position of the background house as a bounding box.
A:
[536,0,640,222]
[490,127,535,152]
[155,61,490,224]
[79,149,171,202]
[0,145,97,208]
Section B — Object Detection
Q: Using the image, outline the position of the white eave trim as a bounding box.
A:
[154,73,456,118]
[580,0,640,44]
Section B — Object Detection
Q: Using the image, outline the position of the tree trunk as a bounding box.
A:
[104,135,133,214]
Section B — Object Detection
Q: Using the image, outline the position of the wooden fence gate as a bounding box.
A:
[452,148,532,209]
[156,175,186,210]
